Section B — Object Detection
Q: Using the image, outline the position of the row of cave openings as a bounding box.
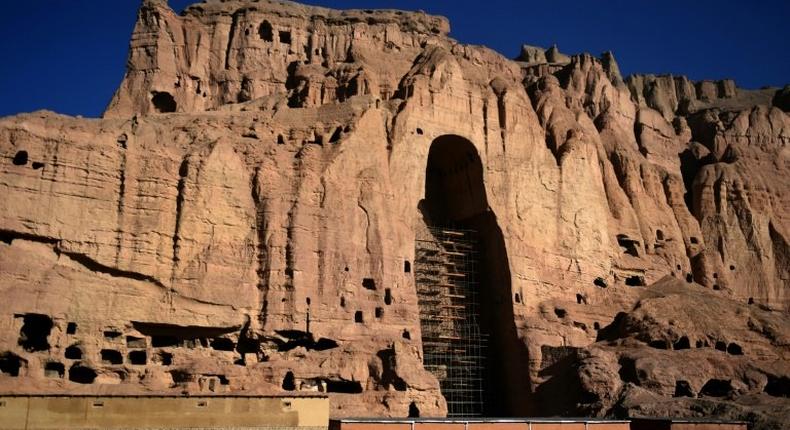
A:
[280,370,362,394]
[256,21,291,45]
[9,150,45,169]
[251,11,402,57]
[277,344,421,413]
[271,126,347,147]
[614,224,741,292]
[522,230,697,317]
[644,335,744,355]
[614,230,698,260]
[0,315,225,387]
[152,13,404,113]
[336,269,411,342]
[618,356,790,399]
[2,314,174,384]
[592,312,750,356]
[2,313,360,391]
[148,19,292,114]
[148,20,293,114]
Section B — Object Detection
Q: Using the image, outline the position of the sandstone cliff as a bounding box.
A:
[1,0,788,427]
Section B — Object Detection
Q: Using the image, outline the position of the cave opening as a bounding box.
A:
[325,379,363,393]
[151,91,177,113]
[700,379,733,397]
[282,371,295,391]
[18,313,53,352]
[45,362,65,378]
[12,150,28,166]
[210,338,235,351]
[126,336,146,349]
[100,349,123,365]
[0,352,24,377]
[68,365,96,384]
[408,402,420,417]
[415,134,529,417]
[64,345,83,360]
[155,351,173,366]
[128,350,147,365]
[259,21,273,41]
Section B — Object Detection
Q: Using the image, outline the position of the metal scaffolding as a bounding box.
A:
[415,227,487,417]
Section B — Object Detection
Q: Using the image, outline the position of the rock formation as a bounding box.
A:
[0,0,788,428]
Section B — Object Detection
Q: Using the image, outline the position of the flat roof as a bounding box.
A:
[630,417,749,424]
[332,418,630,423]
[0,393,328,399]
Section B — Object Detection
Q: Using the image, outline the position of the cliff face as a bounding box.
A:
[1,0,788,426]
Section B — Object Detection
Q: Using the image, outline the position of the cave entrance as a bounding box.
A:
[151,91,177,113]
[415,135,529,417]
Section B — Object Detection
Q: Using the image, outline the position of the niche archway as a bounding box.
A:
[415,134,529,416]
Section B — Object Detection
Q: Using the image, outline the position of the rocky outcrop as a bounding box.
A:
[105,0,448,117]
[0,0,788,426]
[573,278,790,430]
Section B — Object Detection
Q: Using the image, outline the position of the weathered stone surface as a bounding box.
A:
[573,279,790,429]
[0,0,788,427]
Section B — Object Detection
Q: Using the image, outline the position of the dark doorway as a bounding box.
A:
[18,313,53,352]
[151,92,177,113]
[259,21,273,41]
[416,135,529,416]
[68,364,97,384]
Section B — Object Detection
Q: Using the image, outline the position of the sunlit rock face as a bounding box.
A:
[0,0,788,427]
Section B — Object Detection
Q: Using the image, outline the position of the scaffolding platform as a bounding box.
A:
[415,227,487,417]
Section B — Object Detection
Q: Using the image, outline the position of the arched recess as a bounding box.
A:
[416,134,530,416]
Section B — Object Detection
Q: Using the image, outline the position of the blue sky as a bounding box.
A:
[1,0,788,118]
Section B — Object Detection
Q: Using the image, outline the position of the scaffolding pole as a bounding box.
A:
[415,227,487,417]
